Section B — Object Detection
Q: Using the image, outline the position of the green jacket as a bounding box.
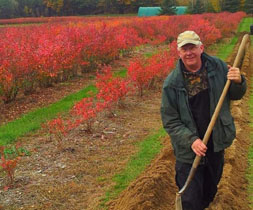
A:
[161,52,247,163]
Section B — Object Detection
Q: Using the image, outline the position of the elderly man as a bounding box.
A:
[161,31,247,210]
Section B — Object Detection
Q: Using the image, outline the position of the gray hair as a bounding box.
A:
[177,43,203,51]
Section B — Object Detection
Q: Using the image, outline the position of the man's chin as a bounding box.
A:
[185,63,199,71]
[186,62,197,67]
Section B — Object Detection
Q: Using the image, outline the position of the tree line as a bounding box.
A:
[0,0,252,19]
[161,0,252,15]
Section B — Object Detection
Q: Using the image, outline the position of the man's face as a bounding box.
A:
[178,44,204,71]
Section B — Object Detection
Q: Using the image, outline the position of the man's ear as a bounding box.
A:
[177,48,181,58]
[200,44,204,53]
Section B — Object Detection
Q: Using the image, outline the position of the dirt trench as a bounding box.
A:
[108,35,252,210]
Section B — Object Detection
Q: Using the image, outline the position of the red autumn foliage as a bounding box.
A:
[128,46,177,96]
[0,145,22,187]
[147,49,177,84]
[187,17,222,47]
[0,156,20,186]
[127,57,151,97]
[0,12,246,103]
[71,97,106,133]
[96,66,131,107]
[202,12,246,37]
[38,12,246,141]
[47,117,69,137]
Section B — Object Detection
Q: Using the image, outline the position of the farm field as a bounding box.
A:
[0,14,252,210]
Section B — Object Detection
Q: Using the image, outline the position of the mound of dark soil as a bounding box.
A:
[108,141,176,210]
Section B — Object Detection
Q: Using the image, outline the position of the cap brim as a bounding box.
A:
[178,40,201,48]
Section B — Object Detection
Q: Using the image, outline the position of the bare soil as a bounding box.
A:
[0,36,252,210]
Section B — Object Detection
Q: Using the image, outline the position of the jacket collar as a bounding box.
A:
[169,52,217,89]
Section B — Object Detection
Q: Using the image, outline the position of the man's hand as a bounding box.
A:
[227,65,242,84]
[191,139,207,157]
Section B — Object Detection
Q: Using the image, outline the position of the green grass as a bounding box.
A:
[144,51,155,58]
[0,65,135,146]
[237,17,253,33]
[0,85,96,145]
[216,36,239,60]
[215,17,253,60]
[0,66,131,146]
[248,84,253,207]
[113,68,127,78]
[134,44,160,58]
[0,23,44,27]
[248,124,253,208]
[100,128,166,208]
[247,36,253,208]
[0,65,132,146]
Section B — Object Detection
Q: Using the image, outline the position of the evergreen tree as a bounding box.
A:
[244,0,253,14]
[194,0,205,13]
[206,1,216,13]
[0,0,18,18]
[222,0,240,12]
[187,0,205,14]
[159,0,177,15]
[73,0,99,15]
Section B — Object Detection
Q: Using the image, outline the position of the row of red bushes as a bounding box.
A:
[47,45,177,140]
[0,16,127,25]
[0,12,246,103]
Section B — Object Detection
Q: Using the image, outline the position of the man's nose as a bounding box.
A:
[185,49,192,54]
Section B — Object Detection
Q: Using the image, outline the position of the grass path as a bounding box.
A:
[237,17,253,206]
[0,85,96,145]
[0,46,156,146]
[100,129,166,208]
[237,17,253,32]
[248,76,253,208]
[247,35,253,208]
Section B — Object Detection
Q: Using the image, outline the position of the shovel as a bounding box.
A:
[175,33,250,210]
